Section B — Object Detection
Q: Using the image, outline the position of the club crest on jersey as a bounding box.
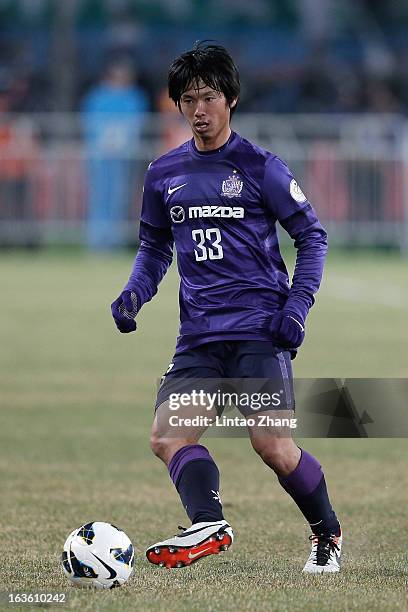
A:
[221,173,243,198]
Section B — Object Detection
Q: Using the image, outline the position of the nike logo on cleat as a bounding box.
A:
[168,183,187,195]
[177,523,224,538]
[334,551,341,565]
[188,547,212,559]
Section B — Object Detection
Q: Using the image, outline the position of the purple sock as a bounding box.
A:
[278,449,340,535]
[168,444,224,524]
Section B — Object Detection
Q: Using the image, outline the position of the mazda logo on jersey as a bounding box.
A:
[170,204,245,223]
[170,206,185,223]
[189,205,244,219]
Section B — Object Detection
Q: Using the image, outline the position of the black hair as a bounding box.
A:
[168,41,240,115]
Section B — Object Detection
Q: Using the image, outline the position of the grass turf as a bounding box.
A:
[0,249,407,611]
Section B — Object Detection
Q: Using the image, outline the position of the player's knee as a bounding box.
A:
[149,432,169,460]
[251,438,278,465]
[251,437,293,473]
[150,430,189,465]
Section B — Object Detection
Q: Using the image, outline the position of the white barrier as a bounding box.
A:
[0,113,407,249]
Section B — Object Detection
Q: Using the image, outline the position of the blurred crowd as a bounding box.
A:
[1,0,408,115]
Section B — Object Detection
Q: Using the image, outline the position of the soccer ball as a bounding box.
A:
[61,522,134,589]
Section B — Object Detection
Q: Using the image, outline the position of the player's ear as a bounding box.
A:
[230,98,237,109]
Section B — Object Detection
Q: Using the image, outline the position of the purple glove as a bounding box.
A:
[111,290,138,333]
[269,311,305,349]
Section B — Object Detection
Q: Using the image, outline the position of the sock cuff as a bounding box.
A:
[278,448,323,497]
[168,444,215,487]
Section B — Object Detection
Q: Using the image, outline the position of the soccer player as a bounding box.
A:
[111,42,342,573]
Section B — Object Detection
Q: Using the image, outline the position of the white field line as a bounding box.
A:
[322,277,407,309]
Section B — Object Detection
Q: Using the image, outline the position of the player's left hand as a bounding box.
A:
[269,311,305,349]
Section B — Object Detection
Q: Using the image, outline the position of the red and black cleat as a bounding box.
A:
[146,521,234,569]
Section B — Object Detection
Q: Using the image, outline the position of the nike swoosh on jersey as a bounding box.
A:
[168,183,187,195]
[188,547,212,559]
[91,553,117,579]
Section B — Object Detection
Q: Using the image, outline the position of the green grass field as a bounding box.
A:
[1,249,408,611]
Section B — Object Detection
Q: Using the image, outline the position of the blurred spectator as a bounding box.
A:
[0,83,38,246]
[156,86,190,153]
[298,45,339,113]
[297,0,335,44]
[81,57,148,249]
[364,78,403,114]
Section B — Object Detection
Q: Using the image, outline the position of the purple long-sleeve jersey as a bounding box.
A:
[125,131,328,355]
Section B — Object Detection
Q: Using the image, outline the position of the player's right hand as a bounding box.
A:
[111,290,138,333]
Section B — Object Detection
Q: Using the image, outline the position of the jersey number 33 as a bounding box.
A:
[191,228,224,261]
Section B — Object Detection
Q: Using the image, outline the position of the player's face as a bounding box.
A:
[180,82,236,150]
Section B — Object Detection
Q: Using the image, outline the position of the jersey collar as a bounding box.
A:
[188,131,240,160]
